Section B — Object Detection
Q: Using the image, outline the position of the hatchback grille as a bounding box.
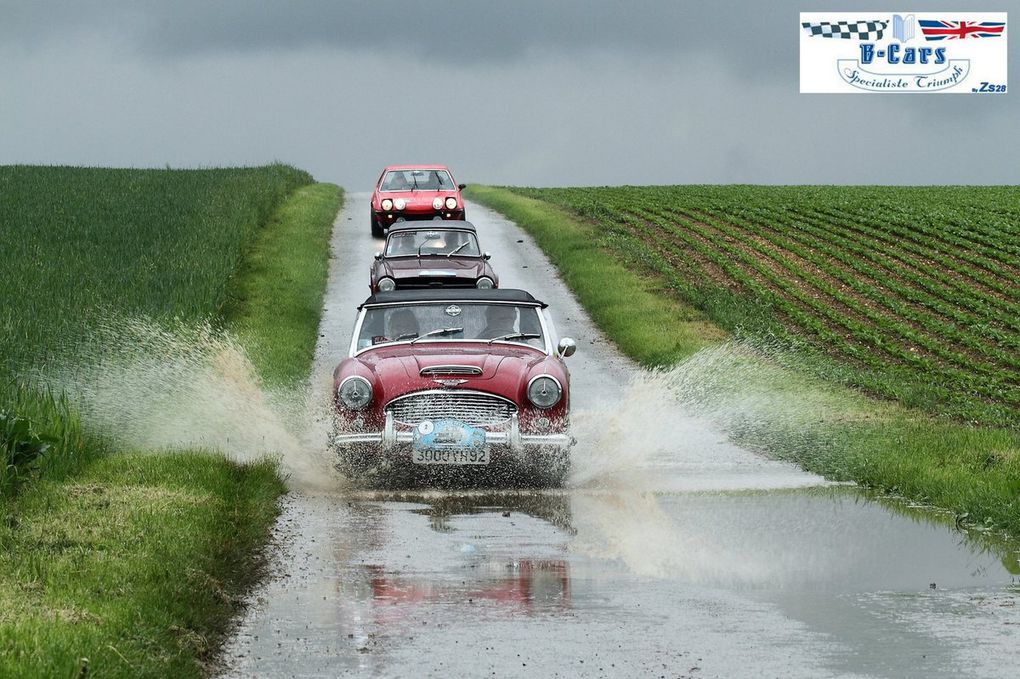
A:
[386,390,517,427]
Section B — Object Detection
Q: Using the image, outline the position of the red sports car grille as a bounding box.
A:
[386,390,517,427]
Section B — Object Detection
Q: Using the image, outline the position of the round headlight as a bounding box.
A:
[377,277,396,292]
[338,376,372,410]
[381,198,393,211]
[432,197,443,210]
[476,277,494,289]
[527,375,562,409]
[445,197,458,210]
[394,198,406,210]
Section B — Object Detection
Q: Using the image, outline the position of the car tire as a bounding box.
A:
[371,214,384,239]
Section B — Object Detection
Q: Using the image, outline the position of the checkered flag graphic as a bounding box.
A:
[802,20,888,40]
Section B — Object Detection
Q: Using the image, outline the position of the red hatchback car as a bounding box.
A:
[370,165,466,238]
[330,289,576,482]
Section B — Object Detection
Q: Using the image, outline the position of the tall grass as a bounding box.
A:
[0,164,312,376]
[0,383,93,496]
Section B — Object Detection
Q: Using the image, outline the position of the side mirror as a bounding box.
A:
[458,183,466,190]
[483,252,491,260]
[557,338,577,358]
[374,252,382,261]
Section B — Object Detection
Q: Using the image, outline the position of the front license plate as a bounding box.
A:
[412,419,488,465]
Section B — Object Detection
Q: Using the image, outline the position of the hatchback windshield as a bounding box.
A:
[385,230,480,257]
[357,303,545,351]
[381,169,455,191]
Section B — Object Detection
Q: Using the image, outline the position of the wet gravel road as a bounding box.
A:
[221,194,1020,678]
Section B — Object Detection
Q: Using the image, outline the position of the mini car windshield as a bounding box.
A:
[380,169,455,192]
[357,303,545,351]
[385,230,480,257]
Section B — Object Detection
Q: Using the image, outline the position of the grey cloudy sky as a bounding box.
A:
[1,1,1017,188]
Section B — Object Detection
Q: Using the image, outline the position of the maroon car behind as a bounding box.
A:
[370,221,498,293]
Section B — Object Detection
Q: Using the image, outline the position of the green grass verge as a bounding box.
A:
[465,185,725,365]
[224,183,343,387]
[0,452,286,678]
[466,185,1020,536]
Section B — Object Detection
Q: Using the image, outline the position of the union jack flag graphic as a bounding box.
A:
[918,20,1005,40]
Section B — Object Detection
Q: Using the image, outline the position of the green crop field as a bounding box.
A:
[0,164,313,377]
[505,185,1020,428]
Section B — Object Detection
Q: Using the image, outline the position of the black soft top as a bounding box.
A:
[386,220,476,234]
[360,288,546,309]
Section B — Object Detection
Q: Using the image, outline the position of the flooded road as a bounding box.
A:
[220,194,1020,678]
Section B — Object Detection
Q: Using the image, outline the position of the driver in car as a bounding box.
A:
[478,305,518,339]
[388,309,420,340]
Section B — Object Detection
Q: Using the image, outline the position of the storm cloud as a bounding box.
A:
[1,1,1017,187]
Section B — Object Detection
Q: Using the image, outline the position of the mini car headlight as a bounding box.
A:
[527,375,562,409]
[445,197,458,210]
[378,277,396,292]
[476,277,494,289]
[394,198,406,210]
[432,197,443,210]
[338,376,372,410]
[381,198,393,211]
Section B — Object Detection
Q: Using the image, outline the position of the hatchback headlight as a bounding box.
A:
[527,375,562,409]
[445,197,458,210]
[378,277,396,292]
[432,197,443,210]
[394,198,406,210]
[381,198,393,211]
[338,376,372,410]
[476,277,494,289]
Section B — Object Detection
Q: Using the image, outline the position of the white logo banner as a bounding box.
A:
[800,12,1007,94]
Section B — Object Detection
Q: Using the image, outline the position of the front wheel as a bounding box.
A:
[370,214,384,238]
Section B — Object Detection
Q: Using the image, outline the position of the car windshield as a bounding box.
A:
[357,303,545,351]
[380,169,455,192]
[385,230,480,257]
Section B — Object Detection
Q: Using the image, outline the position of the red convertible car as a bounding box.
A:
[330,289,576,482]
[370,165,466,238]
[370,221,498,293]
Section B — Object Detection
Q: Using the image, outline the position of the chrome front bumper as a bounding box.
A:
[332,413,573,451]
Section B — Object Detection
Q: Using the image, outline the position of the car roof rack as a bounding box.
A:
[360,288,546,309]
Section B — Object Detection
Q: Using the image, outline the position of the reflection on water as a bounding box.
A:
[346,485,1020,591]
[360,559,570,615]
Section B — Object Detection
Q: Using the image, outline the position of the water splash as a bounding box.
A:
[567,340,835,492]
[40,316,342,491]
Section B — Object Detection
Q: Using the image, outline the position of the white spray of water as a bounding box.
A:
[42,317,342,491]
[567,341,838,493]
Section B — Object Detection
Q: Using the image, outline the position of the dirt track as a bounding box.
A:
[219,193,1020,678]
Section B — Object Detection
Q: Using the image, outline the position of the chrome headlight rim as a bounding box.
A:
[338,375,373,411]
[432,197,444,210]
[445,196,458,210]
[394,198,406,210]
[377,276,396,292]
[475,276,495,289]
[527,374,562,409]
[380,198,393,211]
